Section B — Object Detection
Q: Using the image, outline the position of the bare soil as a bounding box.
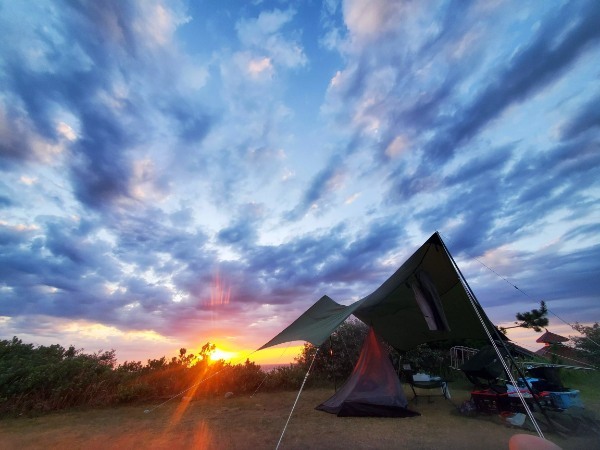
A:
[0,386,598,449]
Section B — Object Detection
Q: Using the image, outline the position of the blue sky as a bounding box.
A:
[1,0,599,364]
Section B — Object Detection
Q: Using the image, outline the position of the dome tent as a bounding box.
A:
[316,327,419,417]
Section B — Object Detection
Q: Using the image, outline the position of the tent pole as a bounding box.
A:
[275,348,319,450]
[437,233,549,439]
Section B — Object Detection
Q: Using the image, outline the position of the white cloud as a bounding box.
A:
[344,192,360,204]
[19,175,38,186]
[385,135,410,158]
[236,9,307,69]
[329,70,344,88]
[57,122,77,141]
[343,0,407,41]
[132,1,190,48]
[248,56,274,77]
[129,158,169,202]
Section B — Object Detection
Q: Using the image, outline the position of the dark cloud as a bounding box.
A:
[562,223,600,243]
[0,203,215,333]
[69,116,135,210]
[0,195,13,208]
[284,154,344,221]
[471,242,600,320]
[218,221,256,246]
[560,94,600,140]
[165,102,213,144]
[0,106,42,168]
[424,1,600,164]
[245,224,348,289]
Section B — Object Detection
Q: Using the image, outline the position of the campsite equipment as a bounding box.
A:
[260,232,549,443]
[316,327,419,417]
[459,345,506,388]
[524,366,584,410]
[459,343,538,387]
[548,390,583,409]
[470,387,552,414]
[402,364,450,402]
[461,346,588,416]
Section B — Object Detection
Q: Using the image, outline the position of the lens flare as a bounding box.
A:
[207,270,231,307]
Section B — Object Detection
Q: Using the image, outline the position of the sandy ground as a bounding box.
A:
[0,387,598,449]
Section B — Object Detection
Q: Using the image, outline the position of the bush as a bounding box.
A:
[263,364,309,390]
[0,337,119,415]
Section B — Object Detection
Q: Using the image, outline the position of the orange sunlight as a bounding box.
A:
[203,343,304,367]
[209,347,238,362]
[243,344,306,367]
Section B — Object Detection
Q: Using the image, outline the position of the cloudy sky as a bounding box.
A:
[1,0,599,365]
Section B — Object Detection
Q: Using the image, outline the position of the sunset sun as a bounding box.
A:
[209,347,238,362]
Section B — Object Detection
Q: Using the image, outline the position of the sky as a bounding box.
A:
[0,0,599,367]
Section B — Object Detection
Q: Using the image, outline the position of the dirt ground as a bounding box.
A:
[0,387,598,449]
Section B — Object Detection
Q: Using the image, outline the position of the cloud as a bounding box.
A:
[559,93,600,140]
[284,154,346,221]
[343,0,423,44]
[0,1,598,362]
[247,57,274,77]
[217,203,264,247]
[422,1,600,164]
[236,8,307,69]
[0,0,212,211]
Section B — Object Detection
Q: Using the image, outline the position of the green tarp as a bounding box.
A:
[260,232,495,351]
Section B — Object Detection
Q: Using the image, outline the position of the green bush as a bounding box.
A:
[0,337,120,415]
[263,364,308,390]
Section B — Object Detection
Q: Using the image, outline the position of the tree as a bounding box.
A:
[502,300,549,333]
[295,318,368,382]
[570,322,600,366]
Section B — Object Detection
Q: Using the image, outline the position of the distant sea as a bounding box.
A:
[259,363,289,372]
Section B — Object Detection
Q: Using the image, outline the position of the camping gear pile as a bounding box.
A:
[460,346,585,415]
[525,366,584,410]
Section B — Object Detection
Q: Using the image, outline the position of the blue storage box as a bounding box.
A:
[549,390,583,409]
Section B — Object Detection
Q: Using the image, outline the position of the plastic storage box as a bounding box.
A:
[548,390,583,409]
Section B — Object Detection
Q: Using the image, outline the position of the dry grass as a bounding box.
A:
[0,384,598,450]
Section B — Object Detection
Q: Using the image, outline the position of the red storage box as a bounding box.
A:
[470,389,550,414]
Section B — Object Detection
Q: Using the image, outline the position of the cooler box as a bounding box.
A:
[549,389,583,409]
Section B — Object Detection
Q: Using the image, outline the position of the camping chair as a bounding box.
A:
[402,364,450,403]
[459,346,507,393]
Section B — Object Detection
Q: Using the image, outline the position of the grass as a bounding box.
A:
[0,380,598,449]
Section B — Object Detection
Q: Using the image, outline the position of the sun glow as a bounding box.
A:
[209,347,238,362]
